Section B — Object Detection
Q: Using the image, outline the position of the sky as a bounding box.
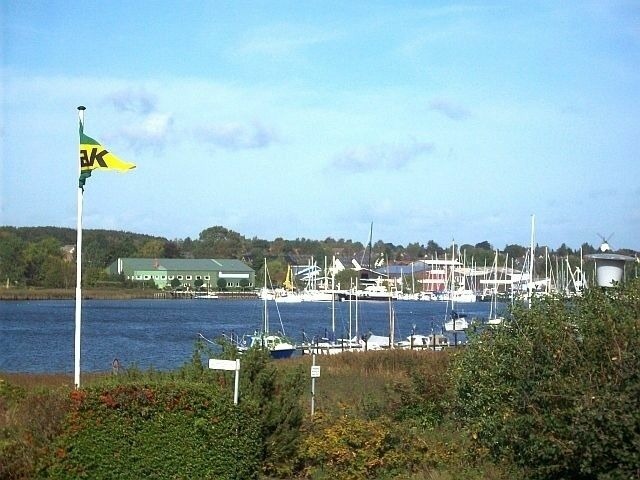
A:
[2,1,639,252]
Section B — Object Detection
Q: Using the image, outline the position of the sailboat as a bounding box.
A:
[241,260,296,359]
[299,257,335,302]
[443,241,470,332]
[302,266,362,354]
[275,264,303,303]
[486,250,505,326]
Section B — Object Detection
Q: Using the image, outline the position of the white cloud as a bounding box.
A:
[106,88,157,114]
[194,121,278,150]
[428,98,470,121]
[236,23,342,57]
[329,139,434,172]
[118,113,174,151]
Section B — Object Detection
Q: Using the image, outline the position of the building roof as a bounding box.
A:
[115,258,253,272]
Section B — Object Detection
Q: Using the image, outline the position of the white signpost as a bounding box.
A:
[310,355,320,416]
[209,358,241,405]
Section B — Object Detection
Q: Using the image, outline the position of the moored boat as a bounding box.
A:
[240,260,296,359]
[395,333,449,351]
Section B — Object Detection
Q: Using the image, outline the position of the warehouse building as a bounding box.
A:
[106,258,255,290]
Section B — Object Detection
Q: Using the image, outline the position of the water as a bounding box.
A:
[0,298,499,373]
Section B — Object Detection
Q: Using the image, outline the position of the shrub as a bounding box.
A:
[41,382,262,479]
[0,381,69,480]
[453,280,640,479]
[300,412,504,480]
[239,347,306,478]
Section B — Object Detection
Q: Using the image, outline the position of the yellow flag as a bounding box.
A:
[79,120,135,189]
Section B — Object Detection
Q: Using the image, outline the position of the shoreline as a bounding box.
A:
[0,288,257,301]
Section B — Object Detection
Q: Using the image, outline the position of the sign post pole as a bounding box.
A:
[209,358,241,405]
[310,354,321,416]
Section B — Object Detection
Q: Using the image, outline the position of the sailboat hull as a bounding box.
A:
[270,348,296,359]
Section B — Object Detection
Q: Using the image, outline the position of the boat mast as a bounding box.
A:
[263,258,269,334]
[360,221,373,269]
[331,256,335,336]
[528,215,535,307]
[387,255,394,348]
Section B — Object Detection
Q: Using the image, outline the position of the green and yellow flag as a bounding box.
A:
[79,120,136,189]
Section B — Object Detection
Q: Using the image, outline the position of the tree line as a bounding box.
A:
[0,225,636,289]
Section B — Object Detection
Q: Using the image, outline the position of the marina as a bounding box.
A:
[0,298,501,374]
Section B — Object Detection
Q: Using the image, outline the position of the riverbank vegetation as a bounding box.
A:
[2,279,639,479]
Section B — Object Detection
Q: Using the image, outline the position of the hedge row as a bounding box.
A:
[41,382,262,480]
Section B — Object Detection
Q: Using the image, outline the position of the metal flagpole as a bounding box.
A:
[74,106,86,388]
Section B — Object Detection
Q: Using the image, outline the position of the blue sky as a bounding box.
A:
[2,1,639,251]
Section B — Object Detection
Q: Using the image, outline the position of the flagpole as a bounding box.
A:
[74,105,86,388]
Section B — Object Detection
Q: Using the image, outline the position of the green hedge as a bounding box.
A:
[454,280,640,479]
[41,382,262,479]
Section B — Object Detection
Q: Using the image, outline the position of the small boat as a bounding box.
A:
[444,311,469,332]
[302,336,362,355]
[338,284,398,301]
[241,331,296,359]
[274,290,303,303]
[275,265,303,303]
[194,292,219,299]
[299,289,335,302]
[301,275,361,355]
[359,333,391,350]
[241,260,296,359]
[395,333,449,351]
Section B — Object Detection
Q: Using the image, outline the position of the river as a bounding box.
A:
[0,298,500,373]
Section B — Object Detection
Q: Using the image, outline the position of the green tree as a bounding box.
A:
[503,243,527,259]
[217,277,227,291]
[0,233,26,286]
[425,240,443,257]
[194,226,245,258]
[404,242,425,260]
[335,268,359,291]
[22,237,63,286]
[454,281,640,479]
[556,242,573,257]
[475,240,492,250]
[137,239,165,258]
[239,347,305,477]
[580,242,596,255]
[84,266,109,287]
[41,257,74,288]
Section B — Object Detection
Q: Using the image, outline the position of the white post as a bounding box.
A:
[233,359,240,405]
[311,354,316,416]
[310,354,320,416]
[74,106,86,389]
[209,358,241,405]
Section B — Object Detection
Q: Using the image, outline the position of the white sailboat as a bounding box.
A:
[241,260,296,358]
[273,264,303,303]
[443,241,470,332]
[486,250,504,326]
[299,257,335,302]
[302,266,361,354]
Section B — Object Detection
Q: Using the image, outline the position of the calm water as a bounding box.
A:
[0,298,500,373]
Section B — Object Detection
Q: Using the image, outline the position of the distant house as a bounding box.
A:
[106,258,255,290]
[61,245,76,262]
